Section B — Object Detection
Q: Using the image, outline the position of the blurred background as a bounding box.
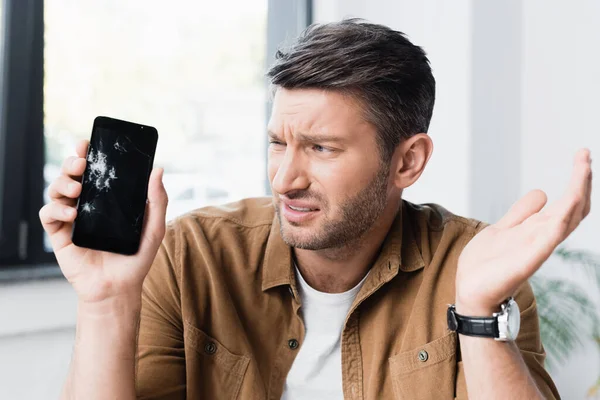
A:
[0,0,598,398]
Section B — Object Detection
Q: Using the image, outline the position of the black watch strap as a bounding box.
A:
[447,305,499,338]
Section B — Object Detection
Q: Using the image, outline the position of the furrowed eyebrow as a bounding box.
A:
[267,131,345,143]
[296,132,345,143]
[267,131,280,140]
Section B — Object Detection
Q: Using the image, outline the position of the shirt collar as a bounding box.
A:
[261,200,425,292]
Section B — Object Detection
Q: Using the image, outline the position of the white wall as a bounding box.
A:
[0,328,74,399]
[521,0,600,253]
[0,280,76,399]
[315,1,599,399]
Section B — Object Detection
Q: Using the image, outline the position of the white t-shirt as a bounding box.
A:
[281,266,369,400]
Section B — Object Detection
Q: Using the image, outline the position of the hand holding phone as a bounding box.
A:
[72,117,159,255]
[39,118,167,304]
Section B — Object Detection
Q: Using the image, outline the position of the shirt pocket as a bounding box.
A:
[389,330,458,399]
[184,321,250,400]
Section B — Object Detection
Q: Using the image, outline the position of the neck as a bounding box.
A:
[294,198,401,293]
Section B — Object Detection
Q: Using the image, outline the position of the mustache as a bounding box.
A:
[278,190,323,203]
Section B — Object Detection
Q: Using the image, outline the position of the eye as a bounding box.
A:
[269,140,285,146]
[313,144,332,153]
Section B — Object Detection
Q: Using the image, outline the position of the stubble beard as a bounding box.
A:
[275,166,390,251]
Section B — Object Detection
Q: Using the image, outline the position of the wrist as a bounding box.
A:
[454,299,501,317]
[78,293,142,318]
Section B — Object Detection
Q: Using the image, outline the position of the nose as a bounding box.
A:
[270,147,309,195]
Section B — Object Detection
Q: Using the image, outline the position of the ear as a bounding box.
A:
[390,133,433,189]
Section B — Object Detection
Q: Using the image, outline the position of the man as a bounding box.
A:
[41,20,589,399]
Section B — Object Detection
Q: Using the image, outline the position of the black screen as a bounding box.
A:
[72,117,158,254]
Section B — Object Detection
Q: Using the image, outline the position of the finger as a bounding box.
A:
[536,149,592,243]
[39,202,77,251]
[583,168,592,217]
[48,175,82,201]
[39,202,77,235]
[495,189,547,229]
[569,149,591,218]
[61,156,87,180]
[138,168,169,256]
[39,202,77,227]
[546,149,591,231]
[581,153,592,219]
[76,139,90,159]
[569,148,590,209]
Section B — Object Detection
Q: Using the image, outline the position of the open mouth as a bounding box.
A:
[281,202,320,223]
[288,205,318,212]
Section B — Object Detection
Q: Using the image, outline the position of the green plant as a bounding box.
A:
[530,247,600,394]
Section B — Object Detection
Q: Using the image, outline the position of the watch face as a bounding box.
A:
[507,299,521,338]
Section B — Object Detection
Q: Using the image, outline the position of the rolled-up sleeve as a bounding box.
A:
[135,223,186,399]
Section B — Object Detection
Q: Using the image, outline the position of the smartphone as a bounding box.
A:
[71,116,158,255]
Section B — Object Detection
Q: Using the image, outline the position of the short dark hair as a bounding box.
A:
[267,19,436,162]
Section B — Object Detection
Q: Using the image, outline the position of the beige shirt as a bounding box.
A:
[135,197,560,399]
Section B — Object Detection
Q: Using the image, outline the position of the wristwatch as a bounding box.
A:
[447,297,521,341]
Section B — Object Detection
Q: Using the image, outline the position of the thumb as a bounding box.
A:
[139,168,168,255]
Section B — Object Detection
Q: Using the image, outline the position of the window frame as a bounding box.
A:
[0,0,313,281]
[0,0,52,279]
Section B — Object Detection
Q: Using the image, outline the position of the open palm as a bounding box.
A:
[456,149,593,312]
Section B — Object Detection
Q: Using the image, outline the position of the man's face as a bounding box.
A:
[268,88,391,250]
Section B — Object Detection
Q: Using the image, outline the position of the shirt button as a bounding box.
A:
[288,339,299,350]
[204,341,217,355]
[418,349,428,362]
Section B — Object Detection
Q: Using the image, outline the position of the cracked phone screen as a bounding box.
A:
[72,118,157,254]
